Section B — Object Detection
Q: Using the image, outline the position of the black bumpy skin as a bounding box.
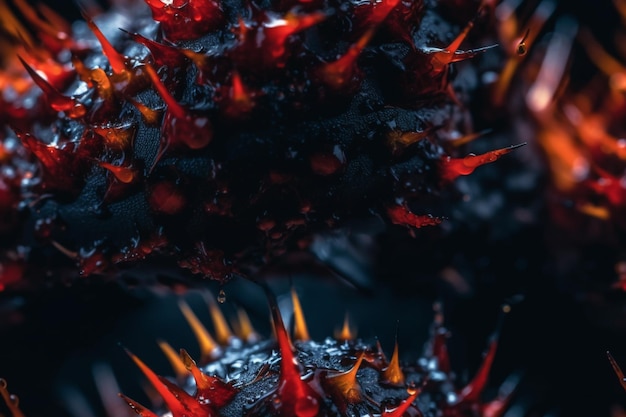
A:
[0,0,501,286]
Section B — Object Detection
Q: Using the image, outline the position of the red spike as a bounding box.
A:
[158,376,216,416]
[144,64,212,168]
[127,349,200,417]
[267,291,320,417]
[83,13,127,75]
[144,0,223,41]
[15,130,75,188]
[223,71,254,116]
[18,56,86,118]
[123,30,187,70]
[262,11,326,60]
[586,167,626,207]
[179,349,238,408]
[360,0,401,26]
[118,394,160,417]
[382,391,419,417]
[143,64,185,118]
[387,204,442,229]
[428,19,475,75]
[457,338,498,403]
[440,143,526,182]
[320,28,374,89]
[607,352,626,392]
[98,162,137,184]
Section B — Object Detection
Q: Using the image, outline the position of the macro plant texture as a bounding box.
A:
[0,0,625,416]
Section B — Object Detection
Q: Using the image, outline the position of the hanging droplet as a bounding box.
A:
[217,288,226,304]
[517,28,530,56]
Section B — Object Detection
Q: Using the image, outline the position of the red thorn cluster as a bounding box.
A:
[46,290,511,417]
[0,0,516,290]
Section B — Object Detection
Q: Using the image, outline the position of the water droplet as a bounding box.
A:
[218,289,226,304]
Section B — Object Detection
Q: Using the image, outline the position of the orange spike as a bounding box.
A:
[37,3,71,34]
[266,288,320,417]
[157,340,189,379]
[18,56,86,117]
[118,393,160,417]
[326,353,365,403]
[179,301,220,361]
[234,307,260,343]
[335,312,356,341]
[291,287,310,341]
[577,203,610,220]
[382,391,419,417]
[98,162,137,184]
[387,129,432,154]
[382,340,405,386]
[0,379,25,417]
[526,17,577,113]
[440,143,526,182]
[320,28,374,89]
[123,30,187,70]
[428,19,474,74]
[179,349,238,408]
[128,98,162,125]
[608,352,626,392]
[126,350,193,417]
[13,0,70,43]
[0,2,33,46]
[387,204,442,229]
[50,240,79,260]
[203,292,234,345]
[83,13,127,75]
[143,64,186,119]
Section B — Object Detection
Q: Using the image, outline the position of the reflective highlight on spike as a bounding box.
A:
[18,56,86,118]
[266,288,320,417]
[382,391,419,417]
[440,143,526,182]
[382,340,405,386]
[326,353,364,403]
[83,13,127,75]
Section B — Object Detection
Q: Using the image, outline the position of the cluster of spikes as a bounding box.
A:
[0,0,525,289]
[492,0,626,290]
[0,288,515,417]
